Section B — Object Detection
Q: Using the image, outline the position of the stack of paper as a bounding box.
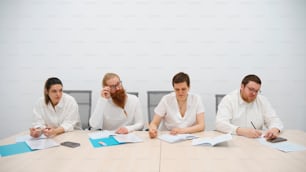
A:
[158,134,198,143]
[88,130,117,139]
[192,133,232,146]
[113,133,143,143]
[26,139,60,150]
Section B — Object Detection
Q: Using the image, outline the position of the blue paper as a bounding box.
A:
[0,142,32,157]
[89,136,121,148]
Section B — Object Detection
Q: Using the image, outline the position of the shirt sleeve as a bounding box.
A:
[89,97,107,130]
[215,95,239,134]
[154,96,167,117]
[32,99,47,129]
[261,96,284,131]
[125,98,144,132]
[60,97,81,132]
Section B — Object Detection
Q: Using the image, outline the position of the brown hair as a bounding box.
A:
[172,72,190,87]
[241,74,261,86]
[44,77,63,105]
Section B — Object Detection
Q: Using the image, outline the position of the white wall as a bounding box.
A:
[0,0,305,139]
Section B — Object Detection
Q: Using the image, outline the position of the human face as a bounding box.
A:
[240,81,261,103]
[47,84,63,105]
[106,77,122,93]
[173,82,189,101]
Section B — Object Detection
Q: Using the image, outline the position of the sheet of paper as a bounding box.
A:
[26,139,60,150]
[158,134,198,143]
[258,137,306,152]
[88,130,117,139]
[192,133,232,146]
[16,134,47,142]
[113,133,143,143]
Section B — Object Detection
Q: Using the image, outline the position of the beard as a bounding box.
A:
[110,88,127,109]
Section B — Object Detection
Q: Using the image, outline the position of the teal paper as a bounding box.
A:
[0,142,32,157]
[89,136,121,148]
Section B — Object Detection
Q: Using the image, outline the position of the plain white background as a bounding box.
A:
[0,0,305,139]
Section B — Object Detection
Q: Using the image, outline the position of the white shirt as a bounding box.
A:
[154,92,205,130]
[216,89,284,134]
[89,94,144,132]
[32,93,81,131]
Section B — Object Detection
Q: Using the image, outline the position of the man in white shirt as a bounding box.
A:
[216,74,283,139]
[89,73,144,134]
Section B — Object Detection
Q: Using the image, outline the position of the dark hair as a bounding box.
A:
[172,72,190,87]
[44,77,63,105]
[241,74,261,86]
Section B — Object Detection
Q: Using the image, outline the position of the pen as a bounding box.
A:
[99,141,107,146]
[250,121,256,129]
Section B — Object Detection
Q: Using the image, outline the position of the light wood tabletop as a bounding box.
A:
[0,130,305,172]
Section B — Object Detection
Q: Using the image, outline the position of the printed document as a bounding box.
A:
[258,137,306,152]
[26,139,59,150]
[158,134,198,143]
[88,130,117,139]
[192,133,232,146]
[113,133,143,143]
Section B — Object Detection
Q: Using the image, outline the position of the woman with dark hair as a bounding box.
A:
[29,77,81,138]
[149,72,205,138]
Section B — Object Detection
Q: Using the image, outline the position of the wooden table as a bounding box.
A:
[0,130,305,172]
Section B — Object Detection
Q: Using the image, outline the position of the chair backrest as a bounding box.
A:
[127,92,139,97]
[147,91,172,123]
[215,94,226,113]
[64,90,92,130]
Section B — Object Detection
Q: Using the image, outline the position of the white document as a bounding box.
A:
[26,139,60,150]
[113,133,143,143]
[258,137,306,152]
[88,130,117,139]
[158,134,198,143]
[192,133,232,146]
[16,134,47,142]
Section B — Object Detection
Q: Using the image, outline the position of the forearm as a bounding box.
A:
[183,123,205,134]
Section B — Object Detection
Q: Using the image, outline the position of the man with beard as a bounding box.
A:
[89,73,144,134]
[216,74,283,139]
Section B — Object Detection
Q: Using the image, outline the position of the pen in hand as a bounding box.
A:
[250,121,256,129]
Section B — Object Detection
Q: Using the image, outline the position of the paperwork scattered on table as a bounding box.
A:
[88,130,117,139]
[258,137,306,152]
[16,134,47,142]
[158,134,198,143]
[192,133,232,146]
[26,139,60,150]
[113,133,143,143]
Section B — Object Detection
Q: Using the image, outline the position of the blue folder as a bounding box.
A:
[89,136,121,148]
[0,142,32,157]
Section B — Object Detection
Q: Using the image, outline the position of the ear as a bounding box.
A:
[240,84,244,90]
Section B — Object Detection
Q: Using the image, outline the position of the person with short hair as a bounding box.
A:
[149,72,205,139]
[216,74,283,139]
